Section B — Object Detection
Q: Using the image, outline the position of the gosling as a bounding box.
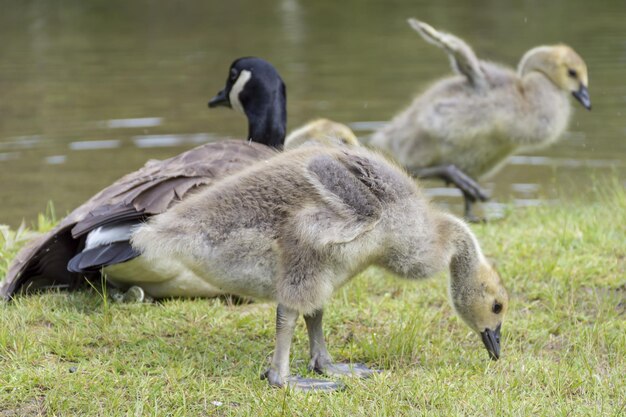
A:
[369,19,591,220]
[131,145,509,390]
[285,118,360,149]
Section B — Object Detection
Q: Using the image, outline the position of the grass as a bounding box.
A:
[0,182,624,416]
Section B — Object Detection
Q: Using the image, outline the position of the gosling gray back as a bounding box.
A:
[132,146,435,314]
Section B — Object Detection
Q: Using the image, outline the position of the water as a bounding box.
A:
[1,0,625,226]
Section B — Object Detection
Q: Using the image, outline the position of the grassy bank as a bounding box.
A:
[1,184,624,416]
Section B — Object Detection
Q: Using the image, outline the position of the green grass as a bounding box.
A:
[1,183,624,416]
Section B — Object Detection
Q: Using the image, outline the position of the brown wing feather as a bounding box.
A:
[0,140,277,299]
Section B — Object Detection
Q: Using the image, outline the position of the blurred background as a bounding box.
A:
[0,0,624,226]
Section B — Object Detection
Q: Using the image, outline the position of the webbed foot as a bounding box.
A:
[464,211,486,224]
[310,361,379,378]
[110,286,151,303]
[285,376,344,391]
[463,196,486,223]
[261,369,344,391]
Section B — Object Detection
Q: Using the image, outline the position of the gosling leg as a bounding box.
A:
[415,164,488,202]
[261,304,339,391]
[304,309,377,379]
[414,165,488,222]
[463,195,483,224]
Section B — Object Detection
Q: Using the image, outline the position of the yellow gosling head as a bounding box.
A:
[450,255,509,360]
[437,214,509,360]
[518,44,591,110]
[285,118,360,150]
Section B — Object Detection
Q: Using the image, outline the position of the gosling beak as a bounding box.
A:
[208,88,230,108]
[480,324,501,361]
[572,84,591,110]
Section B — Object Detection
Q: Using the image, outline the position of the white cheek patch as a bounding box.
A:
[229,69,252,114]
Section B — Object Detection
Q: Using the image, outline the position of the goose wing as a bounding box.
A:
[408,18,487,89]
[1,140,277,299]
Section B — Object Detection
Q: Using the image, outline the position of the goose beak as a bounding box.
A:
[480,324,501,360]
[208,89,231,108]
[572,84,591,110]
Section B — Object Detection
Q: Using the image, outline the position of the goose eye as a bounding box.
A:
[230,69,238,81]
[567,69,578,78]
[492,302,503,314]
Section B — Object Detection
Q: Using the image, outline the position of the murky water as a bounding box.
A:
[1,0,625,227]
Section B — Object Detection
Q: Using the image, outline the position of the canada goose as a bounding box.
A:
[0,58,360,301]
[369,19,591,220]
[0,57,286,299]
[130,145,508,390]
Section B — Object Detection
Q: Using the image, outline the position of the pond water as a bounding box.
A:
[1,0,625,227]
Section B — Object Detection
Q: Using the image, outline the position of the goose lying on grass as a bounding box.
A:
[129,144,508,390]
[0,57,358,301]
[369,19,591,221]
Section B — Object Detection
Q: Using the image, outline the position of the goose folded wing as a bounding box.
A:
[1,140,277,299]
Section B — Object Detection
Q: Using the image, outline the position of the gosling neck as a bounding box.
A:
[439,214,485,296]
[245,88,287,149]
[517,46,564,92]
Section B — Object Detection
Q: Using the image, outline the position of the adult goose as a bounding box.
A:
[1,58,361,301]
[369,19,591,220]
[1,57,286,299]
[131,144,509,390]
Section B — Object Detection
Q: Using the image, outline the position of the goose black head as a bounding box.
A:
[209,57,287,148]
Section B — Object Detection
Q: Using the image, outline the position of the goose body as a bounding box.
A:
[131,144,508,389]
[370,19,591,219]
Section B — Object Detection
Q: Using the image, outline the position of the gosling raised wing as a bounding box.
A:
[408,18,487,89]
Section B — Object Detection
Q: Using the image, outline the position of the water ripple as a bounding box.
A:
[69,140,121,150]
[132,133,216,148]
[44,155,67,165]
[100,117,163,129]
[509,155,624,168]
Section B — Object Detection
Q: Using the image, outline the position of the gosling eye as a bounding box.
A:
[492,302,503,314]
[567,68,578,78]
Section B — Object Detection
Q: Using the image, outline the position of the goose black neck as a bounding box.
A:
[245,87,287,149]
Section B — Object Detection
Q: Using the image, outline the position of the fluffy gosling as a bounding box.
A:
[369,19,590,220]
[132,145,509,390]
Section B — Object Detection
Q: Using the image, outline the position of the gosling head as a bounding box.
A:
[518,44,591,110]
[450,261,509,360]
[284,118,360,150]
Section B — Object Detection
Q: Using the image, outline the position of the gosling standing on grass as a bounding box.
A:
[370,19,591,220]
[132,145,508,391]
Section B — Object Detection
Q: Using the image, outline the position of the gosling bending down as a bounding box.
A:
[132,145,509,390]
